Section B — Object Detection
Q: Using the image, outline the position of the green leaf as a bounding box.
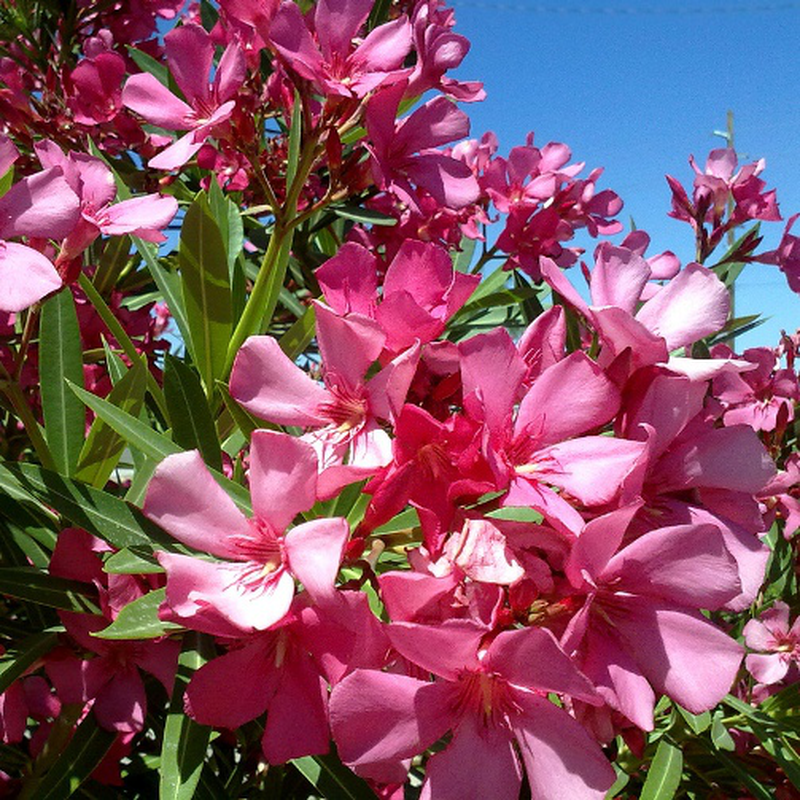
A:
[746,719,800,790]
[279,305,316,360]
[292,751,377,800]
[702,749,773,800]
[0,163,13,197]
[676,705,711,734]
[759,683,800,732]
[218,382,261,440]
[77,272,168,420]
[69,380,180,460]
[451,264,509,322]
[452,236,477,273]
[93,234,132,296]
[0,461,171,549]
[640,738,683,800]
[331,205,398,226]
[93,588,179,639]
[0,567,99,613]
[0,631,59,695]
[133,236,193,352]
[485,507,544,524]
[160,632,215,800]
[102,338,128,385]
[75,358,147,487]
[604,765,630,800]
[104,546,163,575]
[180,192,233,394]
[39,290,85,475]
[710,711,735,751]
[164,355,222,471]
[285,90,302,190]
[207,178,244,274]
[31,713,117,799]
[67,382,251,513]
[125,44,168,86]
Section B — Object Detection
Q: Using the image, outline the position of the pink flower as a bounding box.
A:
[756,213,800,294]
[69,50,126,125]
[0,164,81,311]
[330,621,615,799]
[561,506,745,730]
[122,23,245,169]
[183,590,387,764]
[230,305,419,496]
[143,431,349,635]
[366,80,480,210]
[35,140,178,262]
[46,528,179,733]
[315,240,479,356]
[405,0,485,102]
[269,0,412,98]
[744,602,800,686]
[711,344,798,432]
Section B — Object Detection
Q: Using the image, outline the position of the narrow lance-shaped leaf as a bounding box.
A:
[0,630,59,695]
[0,461,172,549]
[0,567,99,614]
[39,290,84,476]
[640,738,683,800]
[23,713,116,800]
[93,233,132,295]
[160,632,215,800]
[292,751,378,800]
[208,178,244,275]
[180,192,232,395]
[133,235,193,353]
[164,355,222,471]
[279,305,316,361]
[75,356,147,488]
[67,381,251,512]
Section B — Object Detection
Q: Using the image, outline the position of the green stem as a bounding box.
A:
[13,305,40,379]
[0,360,56,471]
[224,220,294,376]
[224,100,322,376]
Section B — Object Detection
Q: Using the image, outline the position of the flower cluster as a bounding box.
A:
[0,0,798,798]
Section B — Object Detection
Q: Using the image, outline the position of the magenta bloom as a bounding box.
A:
[35,140,178,261]
[562,506,744,731]
[122,23,245,169]
[0,165,80,311]
[743,602,800,686]
[230,305,419,496]
[315,240,479,357]
[330,621,615,799]
[269,0,411,98]
[366,80,480,210]
[143,431,349,635]
[46,528,179,733]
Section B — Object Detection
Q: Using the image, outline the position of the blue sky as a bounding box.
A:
[448,0,800,348]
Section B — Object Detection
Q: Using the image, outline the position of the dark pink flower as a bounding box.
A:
[269,0,412,99]
[366,80,480,210]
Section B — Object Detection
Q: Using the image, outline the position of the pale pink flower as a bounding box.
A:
[744,602,800,686]
[143,431,349,635]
